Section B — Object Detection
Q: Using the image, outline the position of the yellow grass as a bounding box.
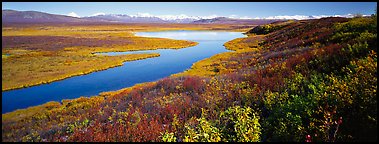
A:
[2,49,160,91]
[2,23,254,91]
[172,34,264,77]
[2,25,258,117]
[2,24,205,91]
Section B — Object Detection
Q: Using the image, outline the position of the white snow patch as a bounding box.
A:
[67,12,80,18]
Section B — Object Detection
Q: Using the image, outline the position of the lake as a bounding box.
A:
[1,30,244,114]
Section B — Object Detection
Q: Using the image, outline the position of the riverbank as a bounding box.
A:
[172,34,265,77]
[2,24,204,91]
[2,15,376,143]
[2,31,244,114]
[2,53,161,91]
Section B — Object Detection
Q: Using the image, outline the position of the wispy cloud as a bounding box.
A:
[67,12,79,18]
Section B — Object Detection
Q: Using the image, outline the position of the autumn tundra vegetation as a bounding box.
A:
[2,14,377,142]
[2,24,210,91]
[2,23,254,91]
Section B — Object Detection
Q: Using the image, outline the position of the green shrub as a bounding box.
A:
[219,106,261,142]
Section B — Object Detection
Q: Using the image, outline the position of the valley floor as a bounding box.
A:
[2,17,377,142]
[2,23,250,91]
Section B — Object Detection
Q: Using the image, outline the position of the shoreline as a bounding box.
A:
[1,33,247,114]
[2,30,243,114]
[2,53,161,92]
[2,32,199,91]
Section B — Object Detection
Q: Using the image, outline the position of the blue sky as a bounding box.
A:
[2,2,377,18]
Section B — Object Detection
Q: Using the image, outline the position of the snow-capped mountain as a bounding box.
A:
[255,14,369,20]
[83,14,167,23]
[153,14,202,23]
[83,13,203,23]
[2,9,91,23]
[2,10,368,24]
[191,17,282,25]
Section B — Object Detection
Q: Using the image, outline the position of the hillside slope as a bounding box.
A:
[2,16,377,142]
[2,10,91,23]
[2,9,281,24]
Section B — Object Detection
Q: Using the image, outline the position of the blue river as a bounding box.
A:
[2,30,244,114]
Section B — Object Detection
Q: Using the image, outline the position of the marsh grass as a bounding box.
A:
[2,24,212,91]
[172,34,264,77]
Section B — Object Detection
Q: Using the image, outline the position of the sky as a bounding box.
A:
[2,2,377,19]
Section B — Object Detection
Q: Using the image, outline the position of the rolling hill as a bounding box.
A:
[2,10,282,24]
[2,10,92,23]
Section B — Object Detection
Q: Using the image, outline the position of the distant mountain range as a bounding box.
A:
[192,17,281,25]
[2,10,286,25]
[83,14,167,23]
[17,9,367,25]
[2,10,92,23]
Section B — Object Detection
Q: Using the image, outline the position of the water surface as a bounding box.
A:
[2,31,244,114]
